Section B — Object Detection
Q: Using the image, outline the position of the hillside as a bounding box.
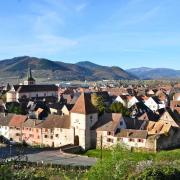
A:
[0,56,136,82]
[127,67,180,80]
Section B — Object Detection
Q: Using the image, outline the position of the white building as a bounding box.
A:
[6,68,58,102]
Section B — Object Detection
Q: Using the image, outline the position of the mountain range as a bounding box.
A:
[0,56,179,82]
[0,56,136,81]
[127,67,180,80]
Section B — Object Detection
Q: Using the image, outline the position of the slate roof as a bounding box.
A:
[13,84,58,93]
[137,111,159,121]
[124,117,145,129]
[71,93,97,115]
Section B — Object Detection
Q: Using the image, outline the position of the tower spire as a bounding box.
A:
[27,67,33,80]
[24,67,36,85]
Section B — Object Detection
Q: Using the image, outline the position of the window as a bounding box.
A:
[138,139,144,143]
[55,134,59,138]
[50,136,53,139]
[37,135,40,139]
[129,138,135,142]
[107,138,114,143]
[16,133,20,136]
[36,129,39,133]
[45,128,48,132]
[120,121,123,125]
[44,135,48,138]
[107,131,111,135]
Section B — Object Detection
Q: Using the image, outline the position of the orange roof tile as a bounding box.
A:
[9,115,28,127]
[71,93,97,115]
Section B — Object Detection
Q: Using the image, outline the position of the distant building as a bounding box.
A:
[6,68,58,102]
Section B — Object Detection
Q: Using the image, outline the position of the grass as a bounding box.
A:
[85,146,180,179]
[84,147,180,162]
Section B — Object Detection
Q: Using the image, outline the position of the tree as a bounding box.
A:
[91,93,106,115]
[109,102,130,116]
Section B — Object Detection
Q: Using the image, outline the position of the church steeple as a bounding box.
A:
[27,68,34,81]
[24,68,36,85]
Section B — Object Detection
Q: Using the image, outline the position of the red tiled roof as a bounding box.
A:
[70,93,97,115]
[9,115,28,127]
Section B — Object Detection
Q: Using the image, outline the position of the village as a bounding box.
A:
[0,68,180,153]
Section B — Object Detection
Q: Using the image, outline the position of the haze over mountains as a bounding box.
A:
[0,56,136,81]
[127,67,180,80]
[0,56,179,81]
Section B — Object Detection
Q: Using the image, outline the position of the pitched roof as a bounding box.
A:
[70,93,97,115]
[95,113,122,131]
[159,109,180,127]
[116,129,148,139]
[137,111,159,121]
[9,115,28,127]
[37,114,70,129]
[124,117,145,129]
[0,113,14,126]
[23,119,43,128]
[13,84,58,93]
[145,121,172,135]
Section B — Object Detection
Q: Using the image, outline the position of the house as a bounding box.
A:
[145,121,172,135]
[8,115,28,142]
[61,104,74,115]
[137,111,159,121]
[22,119,43,145]
[115,129,148,148]
[37,114,74,147]
[170,100,180,114]
[127,96,139,108]
[95,113,126,148]
[0,113,14,139]
[114,95,127,107]
[143,96,164,112]
[147,89,155,96]
[155,90,168,105]
[159,109,180,128]
[173,93,180,101]
[6,68,58,102]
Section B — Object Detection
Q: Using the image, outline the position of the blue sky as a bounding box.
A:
[0,0,180,69]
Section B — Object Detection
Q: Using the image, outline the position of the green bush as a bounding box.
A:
[134,166,180,180]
